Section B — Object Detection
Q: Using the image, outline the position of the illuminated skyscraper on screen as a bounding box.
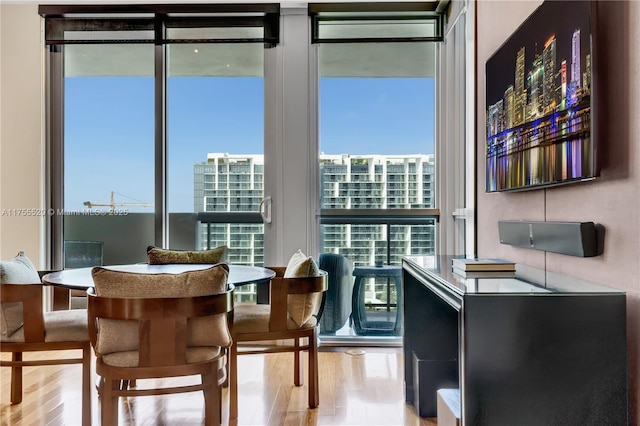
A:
[514,47,526,125]
[542,35,557,113]
[571,29,581,87]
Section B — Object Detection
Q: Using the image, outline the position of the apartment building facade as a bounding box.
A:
[194,152,436,302]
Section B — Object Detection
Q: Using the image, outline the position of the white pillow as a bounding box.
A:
[283,250,322,327]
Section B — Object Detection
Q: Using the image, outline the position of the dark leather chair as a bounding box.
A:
[317,253,354,335]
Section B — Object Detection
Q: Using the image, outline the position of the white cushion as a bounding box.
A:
[284,250,322,327]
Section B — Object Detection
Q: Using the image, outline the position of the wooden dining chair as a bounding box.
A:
[88,263,233,426]
[0,252,92,426]
[229,250,328,419]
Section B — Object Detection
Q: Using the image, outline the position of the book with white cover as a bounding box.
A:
[451,258,515,272]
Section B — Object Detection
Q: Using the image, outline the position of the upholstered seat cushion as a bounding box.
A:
[3,309,88,343]
[147,245,228,265]
[0,252,42,338]
[91,264,231,355]
[102,347,223,368]
[232,304,317,334]
[284,250,323,327]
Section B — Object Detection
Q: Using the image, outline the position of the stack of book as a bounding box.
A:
[451,258,516,278]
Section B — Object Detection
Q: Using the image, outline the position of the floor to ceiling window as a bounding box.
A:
[318,44,437,265]
[62,44,156,266]
[42,2,472,343]
[167,42,265,302]
[310,3,444,341]
[42,4,278,279]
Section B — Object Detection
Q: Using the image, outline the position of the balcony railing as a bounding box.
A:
[319,208,440,265]
[62,209,439,308]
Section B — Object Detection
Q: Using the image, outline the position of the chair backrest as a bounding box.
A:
[89,264,232,360]
[0,283,45,343]
[87,289,233,367]
[1,251,44,341]
[266,267,328,332]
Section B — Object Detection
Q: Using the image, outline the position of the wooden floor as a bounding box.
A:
[1,347,437,425]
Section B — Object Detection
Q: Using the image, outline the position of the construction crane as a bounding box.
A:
[83,191,153,213]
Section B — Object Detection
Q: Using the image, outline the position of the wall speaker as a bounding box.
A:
[498,221,598,257]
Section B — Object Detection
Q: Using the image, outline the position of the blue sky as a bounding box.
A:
[65,76,434,212]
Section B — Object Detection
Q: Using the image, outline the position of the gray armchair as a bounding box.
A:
[317,253,354,335]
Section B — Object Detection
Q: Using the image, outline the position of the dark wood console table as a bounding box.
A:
[402,255,628,425]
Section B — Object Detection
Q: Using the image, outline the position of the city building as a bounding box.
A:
[194,152,436,302]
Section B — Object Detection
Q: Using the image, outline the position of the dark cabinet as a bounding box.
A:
[403,256,628,426]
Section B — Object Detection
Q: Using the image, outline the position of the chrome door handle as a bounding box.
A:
[259,196,272,224]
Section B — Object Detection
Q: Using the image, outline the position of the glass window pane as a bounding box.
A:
[320,43,435,209]
[167,43,264,282]
[317,19,438,40]
[63,44,155,266]
[64,30,154,41]
[318,42,436,340]
[167,26,263,40]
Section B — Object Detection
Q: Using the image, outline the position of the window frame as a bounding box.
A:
[42,1,474,269]
[310,1,445,262]
[42,4,280,268]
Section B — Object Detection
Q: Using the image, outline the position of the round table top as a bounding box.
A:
[42,264,275,291]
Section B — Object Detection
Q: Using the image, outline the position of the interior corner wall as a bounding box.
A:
[0,3,43,267]
[476,1,640,423]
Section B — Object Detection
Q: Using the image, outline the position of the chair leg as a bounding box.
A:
[308,328,319,408]
[215,371,223,426]
[10,352,23,403]
[229,342,239,419]
[81,344,92,426]
[294,337,302,386]
[202,370,217,426]
[217,366,225,424]
[120,379,137,390]
[222,348,229,388]
[101,378,119,426]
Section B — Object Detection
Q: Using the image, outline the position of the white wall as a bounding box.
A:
[0,3,43,266]
[476,1,640,423]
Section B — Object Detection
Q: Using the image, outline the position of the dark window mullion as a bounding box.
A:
[154,16,167,248]
[46,44,65,270]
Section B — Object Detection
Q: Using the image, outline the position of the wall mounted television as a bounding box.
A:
[485,0,596,193]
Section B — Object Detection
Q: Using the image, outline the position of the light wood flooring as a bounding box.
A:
[1,347,437,425]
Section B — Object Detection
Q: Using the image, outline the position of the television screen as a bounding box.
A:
[485,0,596,192]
